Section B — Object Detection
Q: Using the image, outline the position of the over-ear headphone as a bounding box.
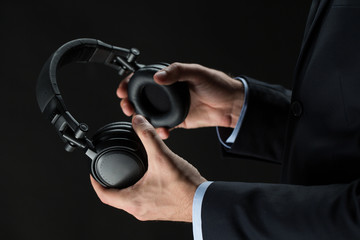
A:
[36,38,190,189]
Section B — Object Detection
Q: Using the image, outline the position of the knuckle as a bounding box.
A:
[171,62,207,81]
[168,62,183,76]
[141,127,157,139]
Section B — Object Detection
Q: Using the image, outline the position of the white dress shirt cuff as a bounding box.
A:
[192,181,214,240]
[216,77,249,149]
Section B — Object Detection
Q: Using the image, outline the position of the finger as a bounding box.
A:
[90,175,106,195]
[153,62,204,85]
[116,74,132,99]
[90,176,125,207]
[132,115,167,155]
[120,98,135,116]
[156,127,170,140]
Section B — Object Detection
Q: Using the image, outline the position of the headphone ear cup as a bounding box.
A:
[127,63,190,128]
[90,122,147,189]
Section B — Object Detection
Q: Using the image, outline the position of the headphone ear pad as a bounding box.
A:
[90,122,147,189]
[127,63,190,128]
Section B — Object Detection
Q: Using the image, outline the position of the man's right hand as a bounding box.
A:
[116,63,245,139]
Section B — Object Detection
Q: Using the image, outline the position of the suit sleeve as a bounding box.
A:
[217,77,292,163]
[201,180,360,239]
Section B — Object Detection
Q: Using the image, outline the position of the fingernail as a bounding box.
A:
[159,131,167,139]
[155,70,167,79]
[133,115,145,126]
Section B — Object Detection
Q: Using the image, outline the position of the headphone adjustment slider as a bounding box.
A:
[113,48,140,77]
[115,56,135,76]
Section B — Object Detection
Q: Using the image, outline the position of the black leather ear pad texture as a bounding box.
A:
[90,122,147,189]
[127,64,190,128]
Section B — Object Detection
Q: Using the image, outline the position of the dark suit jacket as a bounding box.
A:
[205,0,360,239]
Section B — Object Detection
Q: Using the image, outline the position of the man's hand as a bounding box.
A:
[117,63,244,139]
[90,115,206,222]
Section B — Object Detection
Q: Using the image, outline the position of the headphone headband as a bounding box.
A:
[36,39,190,188]
[37,38,140,116]
[36,38,141,152]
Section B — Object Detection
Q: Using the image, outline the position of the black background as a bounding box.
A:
[1,1,311,239]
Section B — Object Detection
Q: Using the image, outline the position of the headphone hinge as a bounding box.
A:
[107,48,141,77]
[62,131,87,150]
[51,111,89,152]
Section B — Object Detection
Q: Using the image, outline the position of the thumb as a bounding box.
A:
[153,62,202,85]
[132,115,167,155]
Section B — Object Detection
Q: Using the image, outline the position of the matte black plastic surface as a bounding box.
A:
[90,122,147,189]
[94,149,144,188]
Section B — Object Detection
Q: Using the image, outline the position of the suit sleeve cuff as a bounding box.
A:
[216,77,249,149]
[192,181,214,240]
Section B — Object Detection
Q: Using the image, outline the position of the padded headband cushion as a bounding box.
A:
[36,39,100,116]
[36,38,130,121]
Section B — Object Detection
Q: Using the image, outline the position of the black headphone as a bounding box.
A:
[36,38,190,189]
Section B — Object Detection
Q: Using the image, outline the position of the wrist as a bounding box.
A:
[177,179,207,222]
